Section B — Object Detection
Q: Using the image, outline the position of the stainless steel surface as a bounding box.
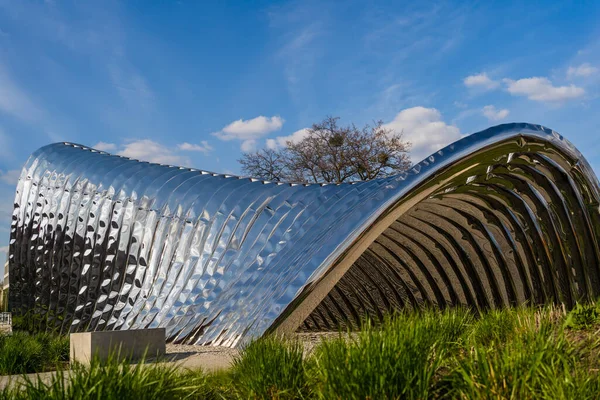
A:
[7,123,600,346]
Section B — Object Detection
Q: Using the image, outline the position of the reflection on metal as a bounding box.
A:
[7,123,600,347]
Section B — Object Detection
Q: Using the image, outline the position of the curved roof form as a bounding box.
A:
[7,123,600,347]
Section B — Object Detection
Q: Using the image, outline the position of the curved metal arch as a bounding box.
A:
[7,123,600,347]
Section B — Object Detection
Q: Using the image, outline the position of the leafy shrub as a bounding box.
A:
[231,336,309,399]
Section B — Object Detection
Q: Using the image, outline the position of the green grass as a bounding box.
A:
[230,336,309,399]
[444,322,574,399]
[0,354,215,400]
[309,309,472,399]
[2,304,600,399]
[0,331,69,375]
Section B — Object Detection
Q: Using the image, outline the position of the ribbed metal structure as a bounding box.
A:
[7,123,600,346]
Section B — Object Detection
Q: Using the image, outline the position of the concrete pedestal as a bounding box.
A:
[70,328,166,364]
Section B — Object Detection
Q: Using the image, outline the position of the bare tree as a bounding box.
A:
[237,148,287,182]
[238,116,411,183]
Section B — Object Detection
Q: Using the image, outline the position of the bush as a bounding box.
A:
[231,336,309,399]
[0,332,69,375]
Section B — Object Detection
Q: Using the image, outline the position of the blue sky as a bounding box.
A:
[0,0,600,264]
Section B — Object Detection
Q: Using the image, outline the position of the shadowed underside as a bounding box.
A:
[8,123,600,347]
[300,147,600,330]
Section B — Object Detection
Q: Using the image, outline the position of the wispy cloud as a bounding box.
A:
[92,141,117,152]
[567,63,598,79]
[361,3,468,100]
[178,141,213,154]
[0,1,160,141]
[350,3,472,121]
[482,105,510,121]
[92,139,213,166]
[364,3,467,58]
[383,107,462,162]
[278,24,321,87]
[117,140,190,166]
[503,77,585,102]
[462,69,587,104]
[108,59,155,109]
[267,2,328,101]
[464,73,499,90]
[0,170,21,186]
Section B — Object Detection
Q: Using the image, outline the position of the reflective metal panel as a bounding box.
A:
[8,123,600,347]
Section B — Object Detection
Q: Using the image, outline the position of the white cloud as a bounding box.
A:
[241,139,257,152]
[0,170,21,185]
[266,128,310,149]
[503,77,584,102]
[0,246,7,253]
[482,105,510,121]
[265,139,277,150]
[93,141,117,152]
[383,107,462,163]
[94,139,214,165]
[567,63,598,79]
[213,116,284,141]
[117,140,190,166]
[178,141,213,154]
[463,73,499,90]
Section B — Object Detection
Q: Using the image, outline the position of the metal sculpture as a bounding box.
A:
[7,123,600,347]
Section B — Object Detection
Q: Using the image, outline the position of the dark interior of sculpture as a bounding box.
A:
[299,141,600,331]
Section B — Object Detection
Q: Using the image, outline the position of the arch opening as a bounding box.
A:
[298,143,600,332]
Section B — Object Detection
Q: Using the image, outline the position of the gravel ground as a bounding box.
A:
[164,343,239,371]
[164,332,353,371]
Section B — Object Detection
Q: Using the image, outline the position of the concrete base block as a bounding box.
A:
[70,328,166,364]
